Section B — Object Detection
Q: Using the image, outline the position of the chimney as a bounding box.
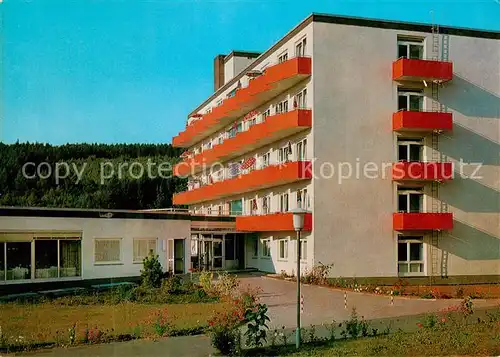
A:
[214,54,226,91]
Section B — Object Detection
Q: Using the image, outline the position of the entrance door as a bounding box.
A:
[167,239,185,274]
[212,239,223,269]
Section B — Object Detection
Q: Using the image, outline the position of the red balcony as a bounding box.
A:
[173,161,312,205]
[393,213,453,231]
[392,111,453,132]
[236,212,312,232]
[392,58,453,82]
[173,57,312,148]
[174,109,312,177]
[392,162,453,181]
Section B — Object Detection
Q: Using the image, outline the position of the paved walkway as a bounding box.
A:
[239,274,500,328]
[19,335,215,357]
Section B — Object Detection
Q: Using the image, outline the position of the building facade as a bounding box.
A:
[172,14,500,280]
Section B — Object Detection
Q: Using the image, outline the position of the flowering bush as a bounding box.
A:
[214,271,240,297]
[207,301,245,355]
[149,308,172,337]
[84,327,104,344]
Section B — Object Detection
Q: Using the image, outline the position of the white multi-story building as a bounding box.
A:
[173,14,500,281]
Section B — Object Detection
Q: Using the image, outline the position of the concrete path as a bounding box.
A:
[239,274,500,328]
[19,335,215,357]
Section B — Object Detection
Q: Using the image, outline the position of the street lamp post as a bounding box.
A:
[291,207,307,349]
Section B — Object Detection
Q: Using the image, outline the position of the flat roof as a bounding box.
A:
[0,207,235,222]
[187,12,499,117]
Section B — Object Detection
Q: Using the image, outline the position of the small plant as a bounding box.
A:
[141,253,164,288]
[360,316,369,337]
[207,298,246,356]
[162,275,183,294]
[326,320,336,341]
[371,327,379,336]
[131,324,142,339]
[280,326,288,346]
[455,286,465,298]
[342,307,363,338]
[420,313,438,329]
[269,329,278,348]
[151,309,171,337]
[308,324,318,343]
[392,278,409,296]
[85,327,103,344]
[244,303,270,348]
[68,324,76,345]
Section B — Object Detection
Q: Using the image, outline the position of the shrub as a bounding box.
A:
[162,275,183,294]
[244,303,270,348]
[151,309,172,337]
[207,303,245,356]
[215,271,240,297]
[301,263,334,285]
[140,253,163,288]
[199,271,214,294]
[341,307,369,339]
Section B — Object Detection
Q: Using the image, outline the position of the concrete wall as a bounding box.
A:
[0,216,191,284]
[312,22,499,278]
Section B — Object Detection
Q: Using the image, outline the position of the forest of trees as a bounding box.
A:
[0,142,186,209]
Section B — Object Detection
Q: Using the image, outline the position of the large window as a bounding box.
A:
[278,239,288,260]
[94,239,121,264]
[262,195,271,214]
[296,189,309,209]
[6,242,31,280]
[261,239,271,257]
[397,38,424,59]
[275,99,289,115]
[60,240,81,277]
[398,236,424,275]
[398,138,423,162]
[35,240,58,279]
[133,238,157,263]
[398,89,423,111]
[398,188,423,213]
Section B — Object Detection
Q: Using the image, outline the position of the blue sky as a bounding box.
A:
[1,0,499,145]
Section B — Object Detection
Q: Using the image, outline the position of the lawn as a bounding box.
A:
[0,300,229,344]
[286,321,500,356]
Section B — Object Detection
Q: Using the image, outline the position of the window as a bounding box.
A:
[94,239,121,264]
[398,236,424,275]
[133,238,157,263]
[295,88,307,108]
[300,239,307,261]
[397,38,424,59]
[295,37,307,57]
[398,89,423,111]
[249,198,258,215]
[296,139,307,161]
[230,199,243,216]
[261,239,271,257]
[296,188,309,209]
[278,51,288,63]
[216,99,223,107]
[35,240,58,279]
[398,188,423,213]
[262,195,271,214]
[279,143,292,163]
[262,109,271,121]
[252,237,259,257]
[60,240,81,277]
[278,239,288,260]
[260,152,270,169]
[228,162,241,178]
[275,99,289,115]
[225,235,235,260]
[398,138,423,162]
[6,242,31,280]
[280,193,289,212]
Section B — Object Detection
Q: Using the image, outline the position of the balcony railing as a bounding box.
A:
[392,110,453,132]
[174,160,312,205]
[175,109,312,177]
[392,161,454,181]
[393,212,453,231]
[236,212,313,232]
[172,56,312,148]
[392,58,453,82]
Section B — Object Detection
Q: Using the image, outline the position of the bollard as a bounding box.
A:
[344,291,347,309]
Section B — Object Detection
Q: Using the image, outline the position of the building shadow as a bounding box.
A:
[440,74,500,119]
[441,220,500,260]
[441,175,500,213]
[440,123,500,165]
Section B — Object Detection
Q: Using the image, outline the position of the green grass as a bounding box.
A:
[244,320,500,356]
